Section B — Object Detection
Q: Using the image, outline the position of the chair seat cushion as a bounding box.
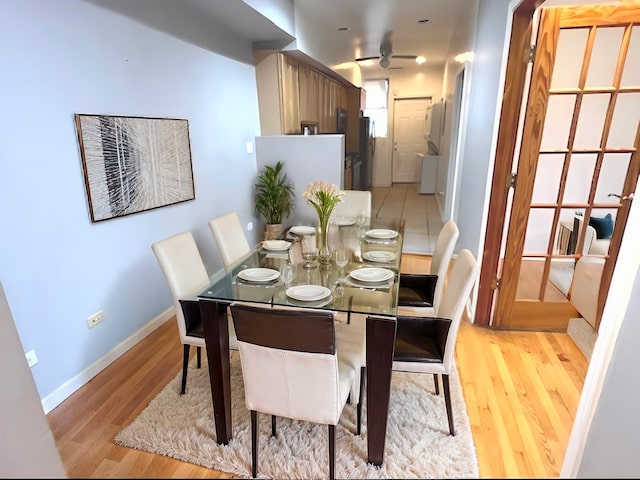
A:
[398,274,438,307]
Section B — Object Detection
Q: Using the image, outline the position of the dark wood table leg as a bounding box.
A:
[199,300,232,444]
[366,315,397,466]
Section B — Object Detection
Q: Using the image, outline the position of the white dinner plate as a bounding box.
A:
[286,285,331,302]
[288,295,333,308]
[237,268,280,283]
[349,267,395,283]
[332,216,356,226]
[262,240,291,251]
[362,251,397,263]
[365,229,398,239]
[290,225,316,236]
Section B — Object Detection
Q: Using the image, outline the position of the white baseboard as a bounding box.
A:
[42,307,174,414]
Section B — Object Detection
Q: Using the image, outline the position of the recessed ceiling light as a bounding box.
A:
[416,56,427,64]
[338,26,350,31]
[418,19,429,23]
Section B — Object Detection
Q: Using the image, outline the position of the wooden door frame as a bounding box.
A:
[476,0,545,326]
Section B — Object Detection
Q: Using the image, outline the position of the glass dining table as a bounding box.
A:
[196,217,404,466]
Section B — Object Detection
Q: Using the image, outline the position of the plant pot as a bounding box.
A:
[265,223,282,241]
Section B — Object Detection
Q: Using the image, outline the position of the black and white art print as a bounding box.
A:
[75,114,195,222]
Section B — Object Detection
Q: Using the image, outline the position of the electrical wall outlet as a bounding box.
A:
[88,310,104,328]
[25,349,39,368]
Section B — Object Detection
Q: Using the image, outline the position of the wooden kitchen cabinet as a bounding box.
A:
[298,64,319,126]
[255,50,350,136]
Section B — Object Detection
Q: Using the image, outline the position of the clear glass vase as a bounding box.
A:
[317,218,332,266]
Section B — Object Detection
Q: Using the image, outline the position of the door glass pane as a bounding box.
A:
[621,26,640,87]
[549,208,575,298]
[552,28,589,90]
[573,94,610,149]
[563,153,597,204]
[585,27,624,88]
[585,208,617,255]
[532,154,564,203]
[554,208,582,256]
[516,257,545,300]
[595,153,630,203]
[541,94,575,150]
[524,208,554,254]
[607,92,640,147]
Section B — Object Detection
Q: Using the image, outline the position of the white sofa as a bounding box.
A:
[567,255,605,359]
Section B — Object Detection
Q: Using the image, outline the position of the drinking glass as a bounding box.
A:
[301,234,318,269]
[279,261,294,286]
[356,209,367,227]
[333,245,350,279]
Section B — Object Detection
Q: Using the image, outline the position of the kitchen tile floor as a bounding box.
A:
[371,183,443,255]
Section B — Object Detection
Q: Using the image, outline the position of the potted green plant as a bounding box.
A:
[255,160,295,240]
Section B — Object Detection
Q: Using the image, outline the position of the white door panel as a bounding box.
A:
[392,98,430,183]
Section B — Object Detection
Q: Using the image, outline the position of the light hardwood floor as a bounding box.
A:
[47,253,588,478]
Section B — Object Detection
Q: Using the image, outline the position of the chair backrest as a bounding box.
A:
[151,231,210,344]
[230,303,345,425]
[209,211,251,269]
[436,249,479,372]
[331,190,372,219]
[429,220,460,308]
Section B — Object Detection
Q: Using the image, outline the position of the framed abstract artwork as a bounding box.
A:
[74,114,195,222]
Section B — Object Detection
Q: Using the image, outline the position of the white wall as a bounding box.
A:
[450,0,513,257]
[0,282,67,476]
[439,0,480,221]
[561,173,640,477]
[255,135,345,227]
[0,0,261,411]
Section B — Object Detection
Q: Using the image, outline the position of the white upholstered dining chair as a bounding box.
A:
[331,189,372,219]
[397,219,459,315]
[152,231,238,394]
[209,211,251,269]
[229,303,360,480]
[393,249,479,435]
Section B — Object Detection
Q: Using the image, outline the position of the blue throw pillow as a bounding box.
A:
[589,213,613,239]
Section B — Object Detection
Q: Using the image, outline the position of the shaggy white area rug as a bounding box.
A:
[115,352,479,479]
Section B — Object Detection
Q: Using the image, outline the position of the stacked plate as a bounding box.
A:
[289,225,316,236]
[348,267,395,284]
[237,268,280,283]
[365,229,398,239]
[262,240,291,251]
[285,285,332,307]
[362,251,397,263]
[331,216,356,226]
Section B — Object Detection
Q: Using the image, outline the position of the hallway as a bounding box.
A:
[371,183,443,254]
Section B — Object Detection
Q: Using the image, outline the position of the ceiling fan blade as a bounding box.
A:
[391,55,418,60]
[380,30,393,56]
[355,56,381,62]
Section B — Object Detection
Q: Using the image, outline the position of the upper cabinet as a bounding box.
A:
[298,64,319,127]
[255,51,351,136]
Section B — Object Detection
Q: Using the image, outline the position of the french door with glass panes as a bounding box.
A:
[493,3,640,331]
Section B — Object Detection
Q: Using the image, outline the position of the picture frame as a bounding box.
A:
[74,114,195,222]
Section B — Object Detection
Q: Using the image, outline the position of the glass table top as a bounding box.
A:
[198,217,405,317]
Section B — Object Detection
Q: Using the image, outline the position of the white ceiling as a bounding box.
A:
[292,0,468,70]
[85,1,618,75]
[86,0,469,72]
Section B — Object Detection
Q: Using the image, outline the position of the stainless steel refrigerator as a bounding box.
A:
[357,116,375,190]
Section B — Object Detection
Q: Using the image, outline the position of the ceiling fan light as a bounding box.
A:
[415,56,426,64]
[380,56,390,69]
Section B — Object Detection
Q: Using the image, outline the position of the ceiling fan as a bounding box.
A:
[355,31,421,69]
